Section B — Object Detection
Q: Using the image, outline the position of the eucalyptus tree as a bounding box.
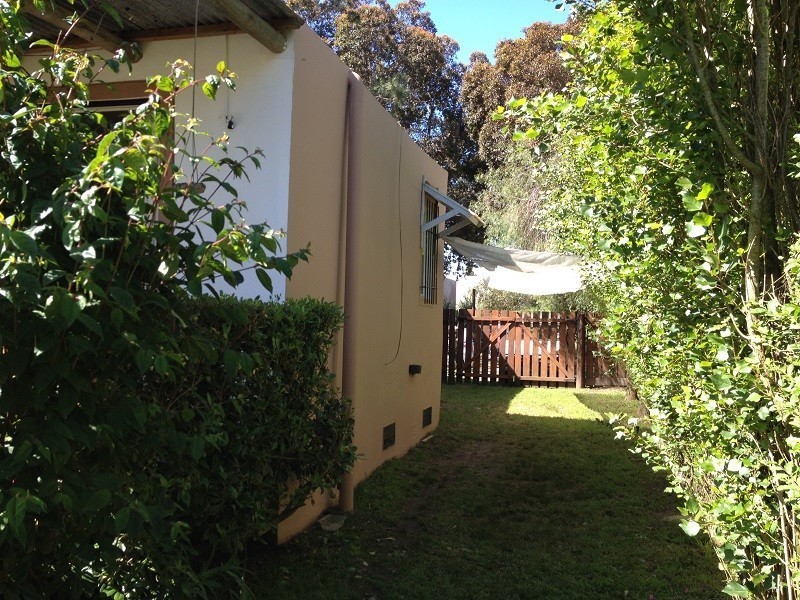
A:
[461,20,577,167]
[284,0,362,44]
[332,0,477,201]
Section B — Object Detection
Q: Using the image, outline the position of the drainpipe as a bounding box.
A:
[338,72,363,513]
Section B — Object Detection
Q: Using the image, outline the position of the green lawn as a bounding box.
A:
[248,385,725,599]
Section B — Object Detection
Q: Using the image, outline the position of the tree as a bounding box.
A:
[284,0,362,44]
[499,1,800,596]
[461,20,577,167]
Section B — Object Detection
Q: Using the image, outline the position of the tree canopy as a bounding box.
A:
[461,20,578,167]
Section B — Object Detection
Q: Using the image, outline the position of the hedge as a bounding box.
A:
[0,296,353,598]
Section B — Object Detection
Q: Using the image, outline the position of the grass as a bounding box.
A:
[248,385,725,599]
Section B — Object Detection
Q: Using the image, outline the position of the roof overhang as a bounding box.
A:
[21,0,304,61]
[421,181,485,237]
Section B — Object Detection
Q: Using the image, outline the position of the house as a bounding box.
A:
[21,0,480,542]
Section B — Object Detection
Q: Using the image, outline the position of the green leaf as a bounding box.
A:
[211,209,225,234]
[154,354,169,376]
[109,286,137,316]
[5,495,28,545]
[223,349,238,378]
[114,507,132,533]
[2,50,21,68]
[679,520,701,536]
[8,230,39,256]
[696,182,714,200]
[710,372,733,391]
[202,76,219,100]
[78,314,104,338]
[189,436,205,460]
[85,489,112,513]
[683,194,703,212]
[693,212,713,227]
[13,270,40,295]
[216,60,226,75]
[722,582,751,597]
[256,268,273,293]
[686,222,706,238]
[155,75,175,93]
[676,177,693,190]
[134,348,153,373]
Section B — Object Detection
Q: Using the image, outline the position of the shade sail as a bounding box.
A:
[443,236,583,296]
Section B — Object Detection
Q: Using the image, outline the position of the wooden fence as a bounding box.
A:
[441,309,624,388]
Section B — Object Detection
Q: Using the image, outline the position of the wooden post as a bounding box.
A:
[22,1,142,61]
[576,313,585,389]
[206,0,289,53]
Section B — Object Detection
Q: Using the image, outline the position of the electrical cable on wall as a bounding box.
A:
[385,131,404,366]
[190,0,199,177]
[225,34,234,129]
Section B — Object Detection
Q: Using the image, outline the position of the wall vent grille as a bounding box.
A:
[383,423,396,450]
[422,407,433,428]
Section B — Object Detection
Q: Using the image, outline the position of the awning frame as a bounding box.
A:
[421,181,484,236]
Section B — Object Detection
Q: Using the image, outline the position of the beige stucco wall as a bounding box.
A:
[282,26,446,542]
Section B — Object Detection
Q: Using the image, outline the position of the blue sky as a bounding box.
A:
[393,0,570,63]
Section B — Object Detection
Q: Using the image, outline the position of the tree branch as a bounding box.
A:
[676,0,763,175]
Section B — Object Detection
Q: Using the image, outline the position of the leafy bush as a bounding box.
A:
[0,3,352,597]
[110,297,354,597]
[497,3,800,598]
[150,296,354,556]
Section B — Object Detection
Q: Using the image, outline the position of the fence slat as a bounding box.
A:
[456,309,466,383]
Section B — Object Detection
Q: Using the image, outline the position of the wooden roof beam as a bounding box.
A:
[22,2,142,62]
[206,0,289,53]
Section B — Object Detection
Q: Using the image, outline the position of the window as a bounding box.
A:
[419,182,483,306]
[86,80,148,125]
[421,194,438,305]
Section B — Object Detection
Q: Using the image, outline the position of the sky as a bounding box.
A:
[393,0,571,64]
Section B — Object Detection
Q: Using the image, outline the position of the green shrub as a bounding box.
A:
[0,3,352,597]
[150,296,354,556]
[498,3,800,596]
[105,297,354,597]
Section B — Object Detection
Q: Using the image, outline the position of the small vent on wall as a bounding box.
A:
[382,423,396,450]
[422,406,433,428]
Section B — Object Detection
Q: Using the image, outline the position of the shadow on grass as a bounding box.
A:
[248,384,724,600]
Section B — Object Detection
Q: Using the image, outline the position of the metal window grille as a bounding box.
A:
[421,195,438,304]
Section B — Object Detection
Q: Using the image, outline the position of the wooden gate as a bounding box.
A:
[441,309,623,388]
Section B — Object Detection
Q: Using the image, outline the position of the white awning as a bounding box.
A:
[443,236,583,296]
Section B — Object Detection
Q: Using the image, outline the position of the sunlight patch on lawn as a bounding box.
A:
[506,387,603,420]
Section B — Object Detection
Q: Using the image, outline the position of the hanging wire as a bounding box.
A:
[385,132,404,366]
[190,0,199,179]
[225,34,233,129]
